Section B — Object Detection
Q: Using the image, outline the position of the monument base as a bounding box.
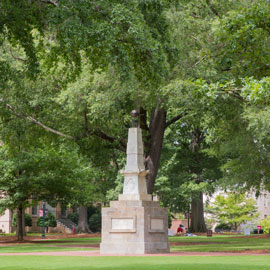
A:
[100,200,170,255]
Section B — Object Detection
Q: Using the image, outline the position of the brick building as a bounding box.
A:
[0,202,74,233]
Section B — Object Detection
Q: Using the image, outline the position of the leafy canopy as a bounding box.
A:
[208,193,258,229]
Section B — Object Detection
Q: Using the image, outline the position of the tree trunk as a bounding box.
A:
[22,209,26,236]
[16,204,24,241]
[77,206,90,233]
[145,108,166,194]
[10,210,13,233]
[189,192,207,233]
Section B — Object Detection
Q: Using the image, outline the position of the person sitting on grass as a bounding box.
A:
[177,224,185,235]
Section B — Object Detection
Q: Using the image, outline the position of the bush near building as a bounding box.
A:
[261,217,270,234]
[12,213,32,227]
[37,212,57,232]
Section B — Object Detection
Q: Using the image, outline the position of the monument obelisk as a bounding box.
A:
[100,111,169,255]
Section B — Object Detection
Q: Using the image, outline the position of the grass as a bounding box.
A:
[50,237,101,244]
[0,256,270,270]
[0,235,269,270]
[1,235,270,253]
[0,237,100,253]
[0,245,94,253]
[169,235,270,252]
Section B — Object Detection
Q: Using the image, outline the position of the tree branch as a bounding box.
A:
[94,129,115,144]
[1,99,127,150]
[84,110,89,134]
[40,0,59,7]
[93,129,126,151]
[188,55,207,70]
[165,113,186,129]
[27,115,74,140]
[9,49,26,62]
[2,100,74,140]
[205,0,220,17]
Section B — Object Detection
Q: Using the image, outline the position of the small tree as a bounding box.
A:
[209,193,258,230]
[37,212,57,232]
[261,217,270,234]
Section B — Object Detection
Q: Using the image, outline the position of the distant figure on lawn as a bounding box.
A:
[177,224,185,235]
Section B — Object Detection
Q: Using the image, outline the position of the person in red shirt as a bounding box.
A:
[177,224,184,235]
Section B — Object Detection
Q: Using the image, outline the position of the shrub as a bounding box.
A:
[37,212,57,228]
[261,217,270,234]
[89,213,101,232]
[215,223,231,232]
[12,213,32,227]
[87,205,100,220]
[68,213,79,225]
[168,211,172,228]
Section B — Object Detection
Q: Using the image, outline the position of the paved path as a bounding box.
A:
[0,250,269,256]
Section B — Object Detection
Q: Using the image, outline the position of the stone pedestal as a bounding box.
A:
[100,200,169,254]
[100,127,169,255]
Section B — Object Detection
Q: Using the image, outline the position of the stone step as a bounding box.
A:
[56,218,77,232]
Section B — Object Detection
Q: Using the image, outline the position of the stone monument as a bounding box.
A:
[100,111,169,255]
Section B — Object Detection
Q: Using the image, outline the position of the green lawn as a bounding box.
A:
[0,237,100,253]
[50,237,101,245]
[0,245,94,253]
[0,235,269,270]
[169,235,270,252]
[0,256,270,270]
[0,235,270,253]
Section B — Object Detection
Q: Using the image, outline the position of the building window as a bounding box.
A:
[32,205,38,216]
[61,207,67,217]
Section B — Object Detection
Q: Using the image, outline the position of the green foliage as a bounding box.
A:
[86,205,101,232]
[87,205,100,220]
[209,193,259,230]
[168,210,172,228]
[212,0,270,79]
[89,213,101,233]
[205,217,216,230]
[0,0,175,86]
[2,0,270,232]
[0,142,97,218]
[261,217,270,234]
[214,223,232,232]
[12,213,32,227]
[37,212,57,228]
[204,77,270,193]
[67,213,79,225]
[155,94,222,213]
[106,173,124,202]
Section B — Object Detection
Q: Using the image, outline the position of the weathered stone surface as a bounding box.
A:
[120,128,149,200]
[111,218,134,230]
[100,127,169,254]
[100,200,169,254]
[118,193,152,201]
